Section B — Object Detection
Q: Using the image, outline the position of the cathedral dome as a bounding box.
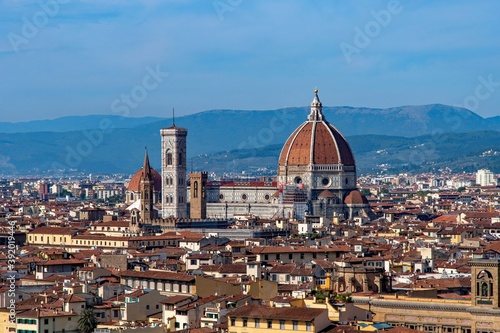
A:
[278,90,355,167]
[127,168,162,192]
[318,189,337,198]
[344,189,368,205]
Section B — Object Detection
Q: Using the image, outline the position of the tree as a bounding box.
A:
[78,307,98,333]
[416,190,430,199]
[335,292,352,303]
[457,186,466,192]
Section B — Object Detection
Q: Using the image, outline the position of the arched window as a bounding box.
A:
[178,152,183,165]
[166,151,172,165]
[193,181,199,198]
[477,270,493,279]
[482,282,489,297]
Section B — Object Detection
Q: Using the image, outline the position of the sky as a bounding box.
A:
[1,0,500,122]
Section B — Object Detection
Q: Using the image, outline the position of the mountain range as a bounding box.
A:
[0,104,498,176]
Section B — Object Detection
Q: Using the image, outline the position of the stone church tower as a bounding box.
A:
[190,172,207,219]
[139,149,157,223]
[161,122,188,218]
[129,149,158,234]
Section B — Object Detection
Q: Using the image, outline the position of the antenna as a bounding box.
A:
[172,108,175,126]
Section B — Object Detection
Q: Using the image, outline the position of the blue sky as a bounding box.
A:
[1,0,499,122]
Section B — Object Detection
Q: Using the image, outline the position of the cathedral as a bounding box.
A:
[277,89,369,219]
[126,90,370,222]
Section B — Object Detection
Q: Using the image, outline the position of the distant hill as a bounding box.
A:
[0,104,498,175]
[133,104,499,156]
[0,129,498,176]
[190,131,500,175]
[0,115,163,133]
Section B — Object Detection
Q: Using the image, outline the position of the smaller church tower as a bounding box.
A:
[190,172,207,219]
[139,149,158,224]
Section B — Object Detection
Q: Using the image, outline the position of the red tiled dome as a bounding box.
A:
[344,189,368,205]
[278,116,355,167]
[127,168,162,192]
[318,189,337,198]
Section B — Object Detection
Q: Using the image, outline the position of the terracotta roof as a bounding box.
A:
[63,294,87,303]
[269,264,296,274]
[318,190,337,198]
[160,295,192,304]
[278,94,355,168]
[199,264,247,274]
[187,253,212,260]
[29,226,79,235]
[127,167,162,192]
[177,295,224,311]
[218,264,247,274]
[174,231,205,242]
[37,259,87,266]
[344,190,368,205]
[228,304,326,320]
[279,121,355,167]
[17,309,77,318]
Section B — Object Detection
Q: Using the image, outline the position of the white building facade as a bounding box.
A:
[476,169,495,186]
